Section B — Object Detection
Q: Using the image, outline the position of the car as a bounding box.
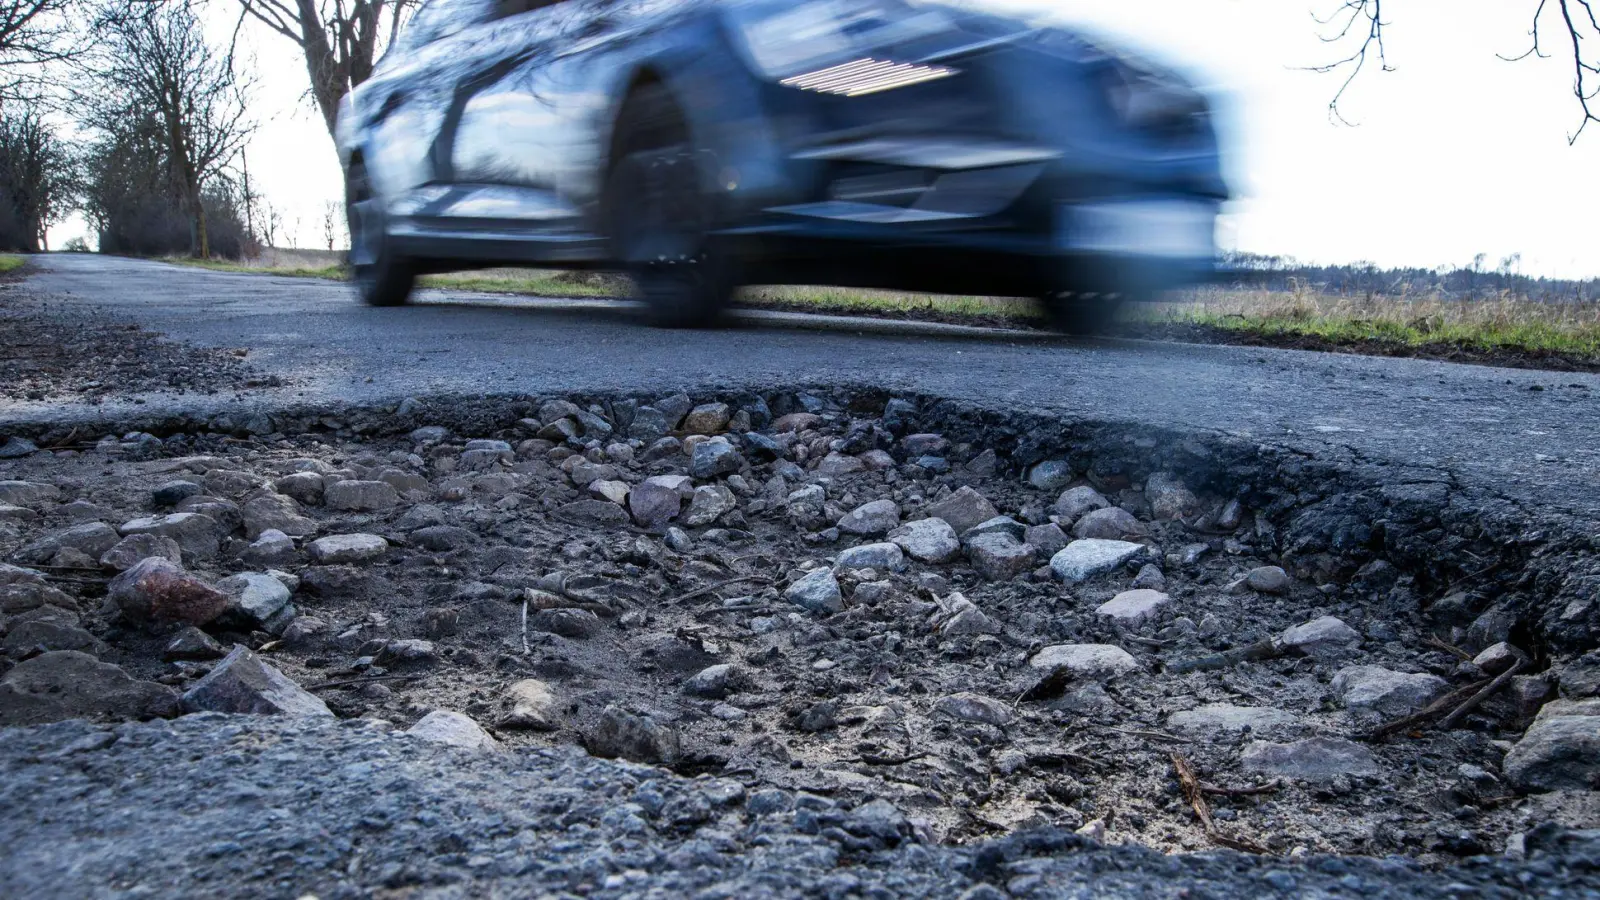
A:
[336,0,1229,331]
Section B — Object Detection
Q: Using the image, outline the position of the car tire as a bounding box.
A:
[606,85,733,329]
[346,164,415,308]
[1043,290,1127,336]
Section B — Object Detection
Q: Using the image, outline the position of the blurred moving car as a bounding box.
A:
[336,0,1229,330]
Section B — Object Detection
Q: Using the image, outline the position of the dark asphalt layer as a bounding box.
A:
[10,253,1600,517]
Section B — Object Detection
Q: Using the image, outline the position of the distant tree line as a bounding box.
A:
[1218,251,1599,303]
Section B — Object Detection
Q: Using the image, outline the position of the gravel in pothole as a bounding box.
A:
[0,391,1592,866]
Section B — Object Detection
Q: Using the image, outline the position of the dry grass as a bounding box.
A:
[157,254,1600,362]
[1144,284,1600,358]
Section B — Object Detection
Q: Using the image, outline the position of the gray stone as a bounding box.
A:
[963,516,1027,542]
[99,533,182,571]
[497,679,559,730]
[306,534,388,564]
[589,479,630,505]
[628,480,681,528]
[529,608,602,638]
[217,573,293,632]
[0,651,176,725]
[689,438,744,479]
[274,472,325,504]
[19,522,120,564]
[0,436,38,458]
[1474,642,1529,676]
[682,403,732,435]
[553,500,630,527]
[684,484,737,527]
[407,711,499,751]
[202,470,264,497]
[934,692,1015,726]
[107,558,228,625]
[180,645,332,717]
[1096,589,1171,624]
[1144,472,1198,520]
[1071,507,1147,540]
[0,503,39,523]
[409,525,475,551]
[1024,523,1069,557]
[838,499,900,536]
[683,663,749,699]
[152,480,203,507]
[1279,616,1361,656]
[889,518,961,564]
[1332,665,1450,717]
[585,705,679,763]
[1241,737,1379,781]
[785,569,843,614]
[1026,459,1074,491]
[815,452,865,476]
[323,480,400,512]
[1029,643,1142,679]
[835,542,906,572]
[965,532,1035,580]
[1168,704,1302,740]
[628,406,670,442]
[1053,485,1110,522]
[410,425,449,444]
[376,468,431,494]
[119,513,221,558]
[1050,539,1145,583]
[1505,706,1600,792]
[923,487,998,536]
[241,494,316,540]
[163,627,224,661]
[3,621,105,659]
[0,481,59,506]
[1245,566,1292,594]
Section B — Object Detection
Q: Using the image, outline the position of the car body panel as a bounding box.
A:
[340,0,1230,292]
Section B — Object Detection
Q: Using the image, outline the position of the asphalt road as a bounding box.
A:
[11,253,1600,517]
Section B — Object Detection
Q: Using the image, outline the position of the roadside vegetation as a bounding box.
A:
[0,253,26,274]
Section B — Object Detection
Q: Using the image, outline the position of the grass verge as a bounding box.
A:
[156,256,1600,372]
[0,253,27,274]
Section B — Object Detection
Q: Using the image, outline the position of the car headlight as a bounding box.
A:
[732,0,959,91]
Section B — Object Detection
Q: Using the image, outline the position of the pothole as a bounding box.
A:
[2,389,1597,866]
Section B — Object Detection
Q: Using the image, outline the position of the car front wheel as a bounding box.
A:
[346,165,415,308]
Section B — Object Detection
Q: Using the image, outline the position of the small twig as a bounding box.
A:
[1424,635,1474,662]
[1434,560,1505,601]
[521,593,530,655]
[306,674,425,691]
[1201,780,1282,797]
[1165,639,1284,675]
[1172,753,1272,854]
[1367,676,1493,740]
[668,574,771,605]
[1439,659,1527,729]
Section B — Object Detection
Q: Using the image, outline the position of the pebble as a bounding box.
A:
[1244,565,1291,594]
[107,558,229,625]
[407,710,500,752]
[0,651,176,725]
[1095,589,1170,624]
[965,532,1035,580]
[785,569,843,614]
[306,534,389,564]
[1071,507,1147,540]
[322,480,400,512]
[180,645,332,717]
[1050,539,1145,583]
[1029,643,1142,679]
[585,705,679,763]
[1053,485,1109,523]
[838,499,900,536]
[629,480,682,528]
[1026,459,1074,491]
[216,572,294,633]
[934,692,1015,726]
[99,534,182,571]
[888,518,961,564]
[1473,642,1528,675]
[835,542,906,572]
[1332,665,1450,717]
[1504,702,1600,791]
[1240,737,1379,780]
[684,484,737,527]
[689,438,743,479]
[922,487,998,535]
[1278,615,1361,656]
[683,664,749,699]
[118,513,221,558]
[1168,704,1302,741]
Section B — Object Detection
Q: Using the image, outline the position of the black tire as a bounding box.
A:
[1043,289,1128,336]
[346,164,415,308]
[606,85,732,328]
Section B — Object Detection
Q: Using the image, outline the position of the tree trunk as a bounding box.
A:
[195,194,210,259]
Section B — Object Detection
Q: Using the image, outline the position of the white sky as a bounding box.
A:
[49,0,1600,279]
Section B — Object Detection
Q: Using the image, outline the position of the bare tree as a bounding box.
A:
[0,104,72,250]
[234,0,416,139]
[1310,1,1600,142]
[91,4,255,258]
[0,0,78,99]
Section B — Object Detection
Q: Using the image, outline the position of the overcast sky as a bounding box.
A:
[50,0,1600,278]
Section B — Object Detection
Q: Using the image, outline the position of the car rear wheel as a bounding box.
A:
[606,86,733,328]
[346,165,415,308]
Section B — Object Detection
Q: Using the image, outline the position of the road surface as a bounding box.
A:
[10,253,1599,516]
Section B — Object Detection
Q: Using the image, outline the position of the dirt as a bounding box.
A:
[0,267,285,404]
[2,389,1594,871]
